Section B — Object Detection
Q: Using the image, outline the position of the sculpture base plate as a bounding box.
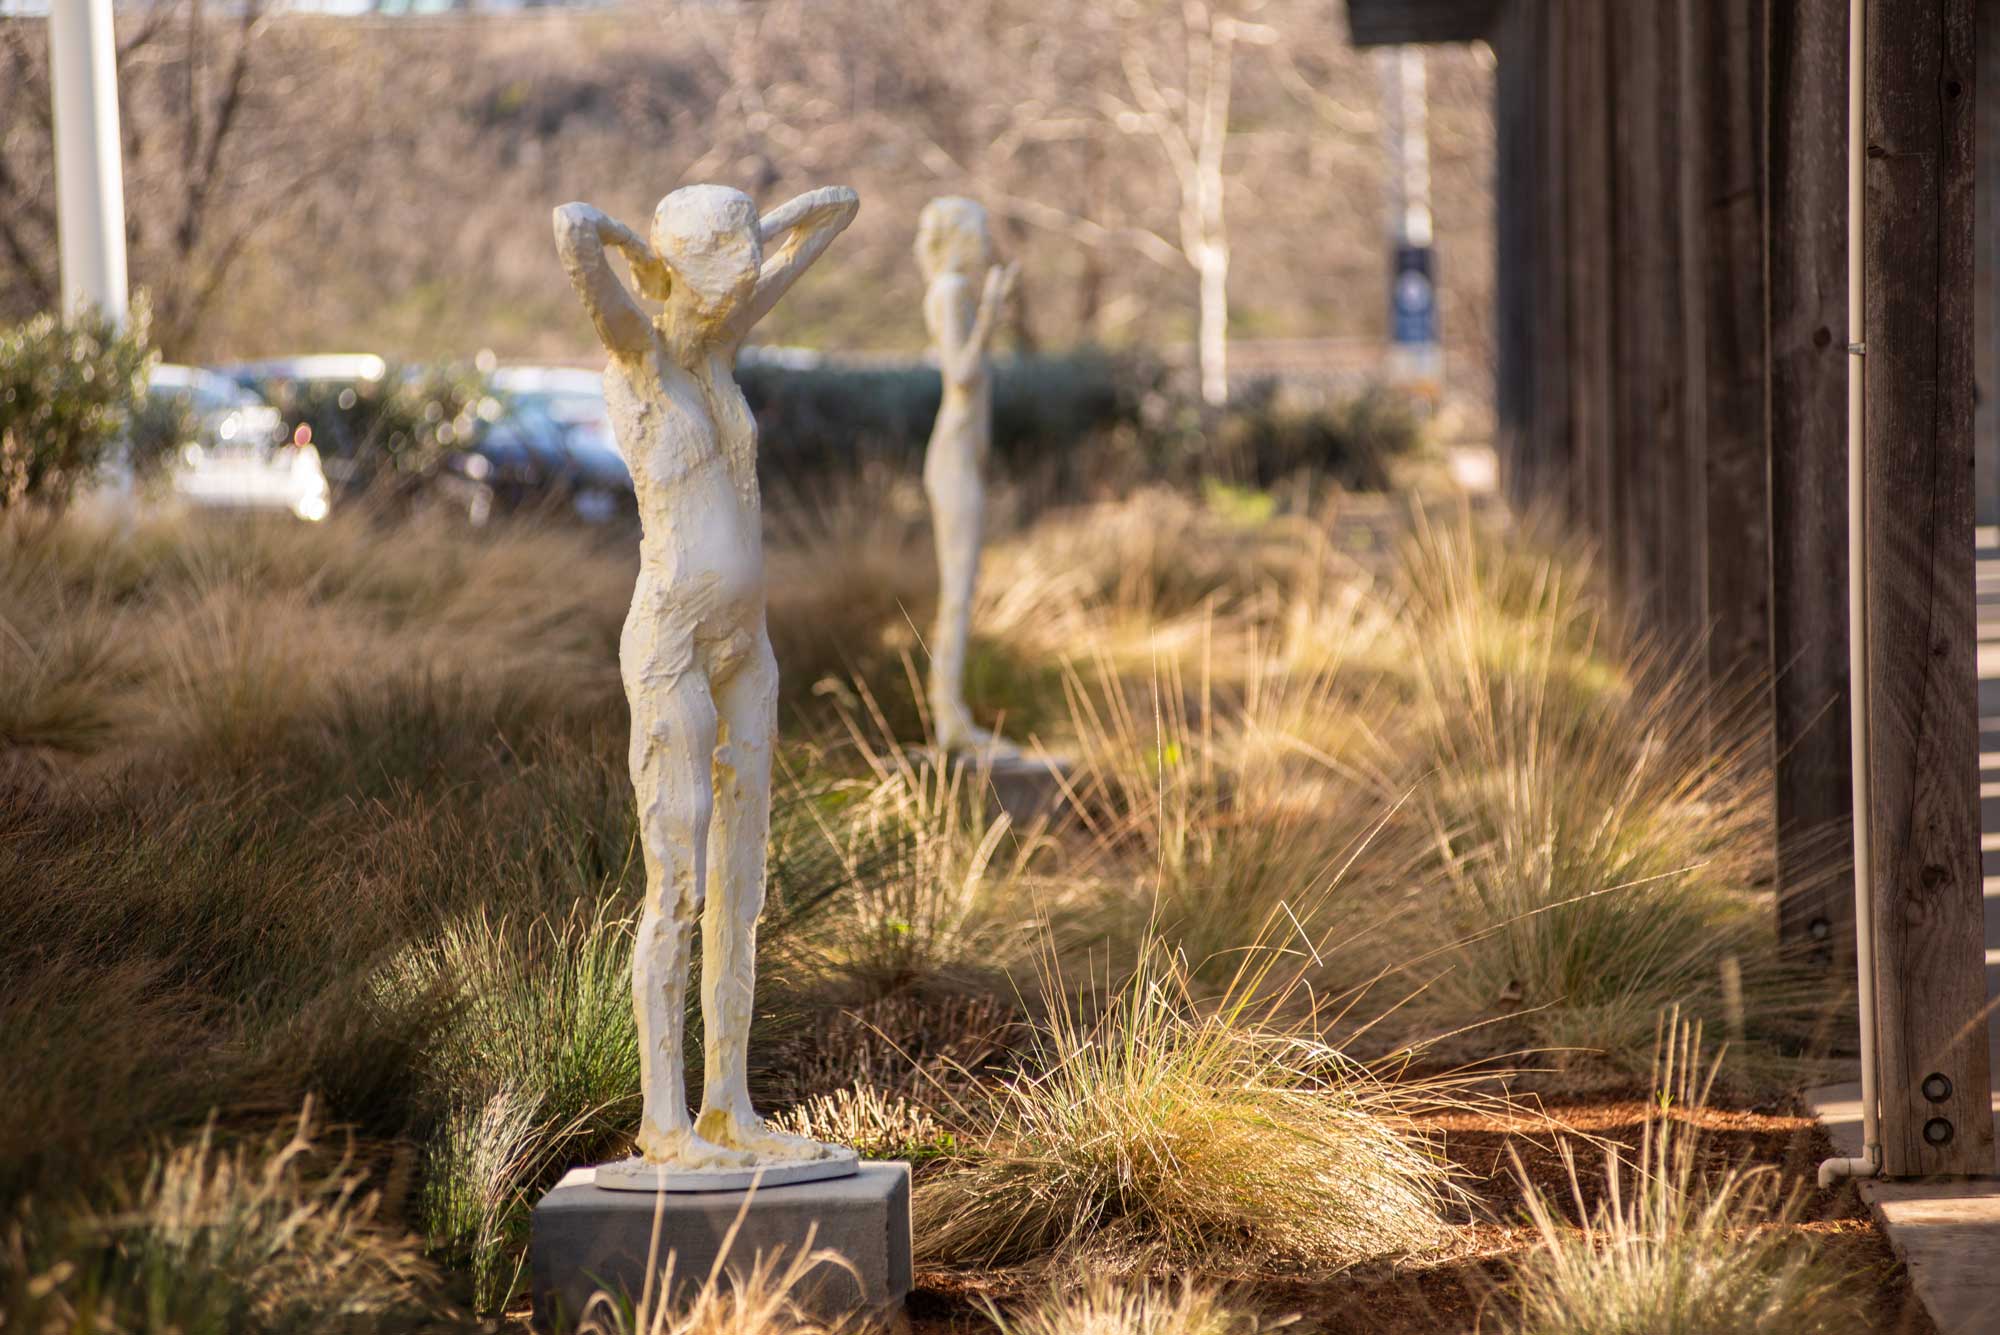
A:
[593,1149,859,1193]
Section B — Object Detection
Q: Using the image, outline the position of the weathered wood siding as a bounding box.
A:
[1484,0,1994,1173]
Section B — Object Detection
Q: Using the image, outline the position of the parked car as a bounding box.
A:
[216,355,390,494]
[436,402,581,525]
[486,365,635,524]
[144,364,331,521]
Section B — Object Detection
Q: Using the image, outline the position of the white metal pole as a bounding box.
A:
[48,0,129,326]
[1395,47,1433,250]
[1380,45,1440,389]
[1820,0,1882,1190]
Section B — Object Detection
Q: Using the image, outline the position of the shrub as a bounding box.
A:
[737,352,1421,494]
[244,362,490,496]
[0,305,153,509]
[124,378,200,482]
[1213,384,1424,489]
[1136,380,1426,490]
[738,350,1140,485]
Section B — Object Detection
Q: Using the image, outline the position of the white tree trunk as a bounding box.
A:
[1196,240,1229,406]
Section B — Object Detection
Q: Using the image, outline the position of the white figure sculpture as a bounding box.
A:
[553,184,859,1185]
[917,197,1017,753]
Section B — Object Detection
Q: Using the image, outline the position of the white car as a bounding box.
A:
[149,364,331,522]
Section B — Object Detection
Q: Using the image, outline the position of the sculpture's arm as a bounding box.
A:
[737,186,860,335]
[553,202,653,358]
[937,262,1017,385]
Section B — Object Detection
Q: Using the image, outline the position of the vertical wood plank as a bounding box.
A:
[1492,0,1539,507]
[1676,0,1713,652]
[1978,0,2000,528]
[1692,0,1775,689]
[1648,0,1696,639]
[1863,0,1993,1176]
[1534,0,1573,521]
[1565,1,1616,547]
[1611,3,1664,619]
[1767,0,1856,963]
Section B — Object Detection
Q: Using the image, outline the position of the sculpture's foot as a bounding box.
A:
[634,1121,759,1171]
[695,1106,845,1162]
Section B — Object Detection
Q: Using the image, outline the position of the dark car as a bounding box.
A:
[439,402,635,526]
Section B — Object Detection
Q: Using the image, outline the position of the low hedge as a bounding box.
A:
[742,351,1422,492]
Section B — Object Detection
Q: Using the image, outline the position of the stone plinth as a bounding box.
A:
[908,747,1074,828]
[530,1161,910,1330]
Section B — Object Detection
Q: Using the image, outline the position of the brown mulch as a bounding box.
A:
[907,1097,1941,1335]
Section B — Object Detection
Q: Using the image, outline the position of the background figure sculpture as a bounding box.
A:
[917,197,1017,753]
[552,183,859,1175]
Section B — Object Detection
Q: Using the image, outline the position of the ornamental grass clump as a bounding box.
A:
[2,1104,433,1335]
[993,1277,1265,1335]
[1392,514,1796,1074]
[914,939,1462,1275]
[1503,1017,1861,1335]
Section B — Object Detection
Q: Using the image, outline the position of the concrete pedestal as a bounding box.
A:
[908,747,1073,827]
[530,1161,910,1330]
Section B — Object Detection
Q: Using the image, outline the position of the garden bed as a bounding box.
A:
[0,471,1918,1333]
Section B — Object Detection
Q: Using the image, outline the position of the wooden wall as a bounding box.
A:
[1486,0,1992,1174]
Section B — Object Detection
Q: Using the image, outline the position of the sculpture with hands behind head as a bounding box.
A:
[552,183,858,1173]
[916,196,1018,754]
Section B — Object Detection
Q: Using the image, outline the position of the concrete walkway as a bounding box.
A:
[1804,527,2000,1335]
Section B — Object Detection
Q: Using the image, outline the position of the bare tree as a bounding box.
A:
[0,0,336,354]
[854,0,1276,403]
[1096,2,1274,404]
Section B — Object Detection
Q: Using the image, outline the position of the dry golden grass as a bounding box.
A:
[0,473,1837,1324]
[2,1104,434,1335]
[914,939,1467,1278]
[991,1277,1266,1335]
[1501,1018,1861,1335]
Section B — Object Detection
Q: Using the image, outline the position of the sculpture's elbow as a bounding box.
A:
[813,187,859,230]
[553,202,591,244]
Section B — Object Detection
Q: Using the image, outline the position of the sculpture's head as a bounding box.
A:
[915,196,992,282]
[649,185,762,317]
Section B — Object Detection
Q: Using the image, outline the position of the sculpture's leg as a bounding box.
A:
[629,669,754,1169]
[926,472,1000,753]
[694,635,837,1160]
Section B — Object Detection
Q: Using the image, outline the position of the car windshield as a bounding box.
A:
[154,368,267,416]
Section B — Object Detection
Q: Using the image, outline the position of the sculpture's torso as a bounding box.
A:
[606,330,765,682]
[923,274,991,497]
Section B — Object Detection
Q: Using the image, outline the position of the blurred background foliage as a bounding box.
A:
[0,0,1494,384]
[0,304,153,510]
